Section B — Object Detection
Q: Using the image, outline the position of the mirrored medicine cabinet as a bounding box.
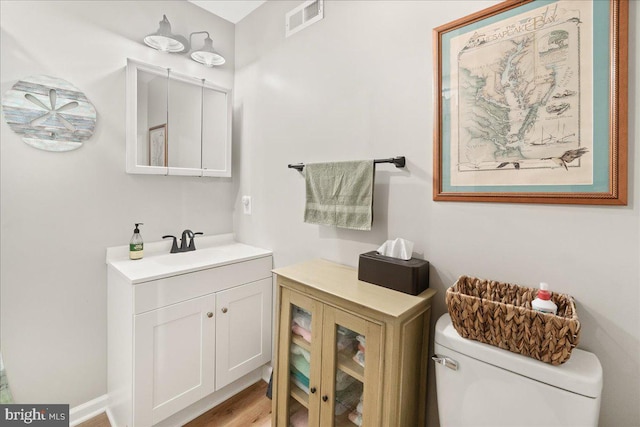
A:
[126,58,232,177]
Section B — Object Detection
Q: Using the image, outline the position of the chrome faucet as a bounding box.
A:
[163,230,204,253]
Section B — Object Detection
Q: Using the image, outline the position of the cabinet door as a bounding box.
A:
[275,288,324,427]
[167,74,203,175]
[201,86,232,177]
[126,59,168,175]
[320,306,383,427]
[134,293,216,426]
[215,278,273,390]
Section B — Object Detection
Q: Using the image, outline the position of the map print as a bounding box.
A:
[449,1,593,187]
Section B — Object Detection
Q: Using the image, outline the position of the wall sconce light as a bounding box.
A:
[189,31,226,67]
[143,15,225,67]
[143,15,189,53]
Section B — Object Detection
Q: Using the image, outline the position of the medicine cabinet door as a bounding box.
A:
[127,62,168,174]
[167,74,202,176]
[320,306,383,427]
[276,288,324,427]
[202,84,232,177]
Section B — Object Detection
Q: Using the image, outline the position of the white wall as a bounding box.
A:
[234,1,639,426]
[0,1,236,407]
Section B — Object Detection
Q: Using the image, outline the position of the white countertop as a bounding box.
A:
[106,233,272,284]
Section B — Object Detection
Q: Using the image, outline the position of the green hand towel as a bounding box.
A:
[304,160,374,231]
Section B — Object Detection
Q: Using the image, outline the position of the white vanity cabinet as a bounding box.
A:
[107,238,272,427]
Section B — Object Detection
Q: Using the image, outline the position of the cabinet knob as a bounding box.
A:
[221,307,228,314]
[322,395,328,402]
[206,312,213,318]
[310,387,316,394]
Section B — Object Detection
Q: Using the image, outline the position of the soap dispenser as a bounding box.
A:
[130,223,144,260]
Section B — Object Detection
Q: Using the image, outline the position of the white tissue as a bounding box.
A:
[376,238,414,260]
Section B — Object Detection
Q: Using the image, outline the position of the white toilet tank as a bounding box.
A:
[433,314,602,427]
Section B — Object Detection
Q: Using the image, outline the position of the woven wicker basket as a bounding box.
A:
[446,275,580,365]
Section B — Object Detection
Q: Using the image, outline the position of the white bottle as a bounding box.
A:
[532,282,557,315]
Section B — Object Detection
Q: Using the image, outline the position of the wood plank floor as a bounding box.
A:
[78,381,271,427]
[77,412,110,427]
[185,381,271,427]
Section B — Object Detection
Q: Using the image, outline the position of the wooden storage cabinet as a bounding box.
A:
[107,248,272,427]
[272,259,436,427]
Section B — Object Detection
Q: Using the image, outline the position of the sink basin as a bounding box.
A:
[151,247,223,267]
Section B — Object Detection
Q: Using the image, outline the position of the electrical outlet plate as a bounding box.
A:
[242,196,252,215]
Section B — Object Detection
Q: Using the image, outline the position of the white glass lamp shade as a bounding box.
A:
[191,36,225,67]
[144,15,189,53]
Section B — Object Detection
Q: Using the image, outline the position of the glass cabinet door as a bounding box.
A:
[276,288,323,427]
[321,306,382,427]
[276,289,383,427]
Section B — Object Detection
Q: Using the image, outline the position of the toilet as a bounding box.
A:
[433,314,603,426]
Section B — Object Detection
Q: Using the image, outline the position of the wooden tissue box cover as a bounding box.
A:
[358,251,429,295]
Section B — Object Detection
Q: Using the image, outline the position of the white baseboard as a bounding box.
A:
[105,408,117,427]
[70,394,108,426]
[261,363,273,383]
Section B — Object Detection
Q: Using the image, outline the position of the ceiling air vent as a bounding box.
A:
[286,0,324,38]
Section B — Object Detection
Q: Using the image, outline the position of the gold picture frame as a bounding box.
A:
[433,0,628,205]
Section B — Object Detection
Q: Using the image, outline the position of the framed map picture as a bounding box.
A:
[149,124,167,167]
[433,0,627,204]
